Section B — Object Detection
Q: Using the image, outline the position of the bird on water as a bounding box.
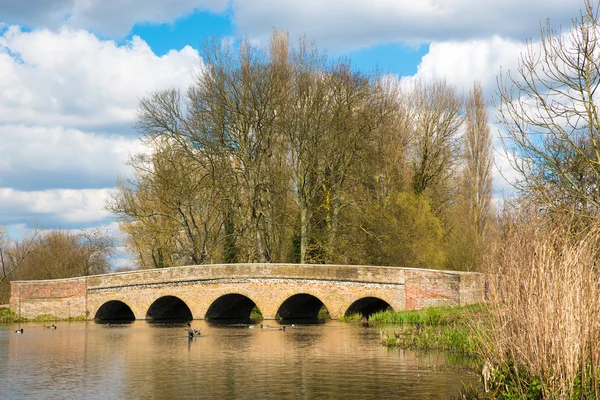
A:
[15,328,23,334]
[186,323,201,337]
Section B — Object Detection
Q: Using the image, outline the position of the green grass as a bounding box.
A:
[369,303,485,326]
[339,313,364,322]
[369,304,486,357]
[379,324,479,355]
[250,306,263,320]
[0,307,26,323]
[0,307,86,323]
[31,314,86,322]
[318,306,330,320]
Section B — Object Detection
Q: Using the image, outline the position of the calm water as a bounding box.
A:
[0,320,478,399]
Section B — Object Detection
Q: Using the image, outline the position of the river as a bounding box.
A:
[0,320,479,399]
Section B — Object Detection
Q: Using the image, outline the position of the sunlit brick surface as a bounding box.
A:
[10,264,486,319]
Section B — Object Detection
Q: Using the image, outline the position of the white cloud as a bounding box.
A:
[0,26,200,131]
[232,0,580,50]
[0,188,114,227]
[1,0,229,37]
[0,1,582,48]
[411,36,526,95]
[0,124,144,190]
[0,26,201,235]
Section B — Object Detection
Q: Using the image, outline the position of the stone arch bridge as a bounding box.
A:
[10,264,486,321]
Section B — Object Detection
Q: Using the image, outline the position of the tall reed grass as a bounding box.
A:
[482,216,600,398]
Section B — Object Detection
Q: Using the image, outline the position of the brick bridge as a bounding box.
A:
[9,263,486,321]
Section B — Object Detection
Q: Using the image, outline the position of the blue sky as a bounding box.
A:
[0,0,584,267]
[127,11,430,76]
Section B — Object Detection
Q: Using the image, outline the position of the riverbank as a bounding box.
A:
[0,307,85,323]
[361,304,485,357]
[351,305,487,397]
[365,300,600,399]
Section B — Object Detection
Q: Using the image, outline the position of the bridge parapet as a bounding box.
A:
[10,264,486,320]
[86,263,408,290]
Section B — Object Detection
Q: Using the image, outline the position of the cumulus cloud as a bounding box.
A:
[0,188,114,228]
[0,1,583,48]
[0,26,200,131]
[0,125,144,190]
[411,36,526,95]
[1,0,229,37]
[232,0,579,51]
[0,26,200,233]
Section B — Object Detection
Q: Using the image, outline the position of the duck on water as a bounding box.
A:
[186,323,201,338]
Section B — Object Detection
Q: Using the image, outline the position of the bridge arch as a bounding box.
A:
[276,293,330,320]
[205,293,260,320]
[94,300,136,321]
[146,295,193,321]
[344,296,393,319]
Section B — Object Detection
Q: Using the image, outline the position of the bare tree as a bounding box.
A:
[14,229,114,280]
[112,30,493,270]
[464,82,493,236]
[498,0,600,219]
[109,140,228,267]
[0,227,41,285]
[409,79,464,213]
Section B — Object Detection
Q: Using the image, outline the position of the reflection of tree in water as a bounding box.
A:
[5,320,479,398]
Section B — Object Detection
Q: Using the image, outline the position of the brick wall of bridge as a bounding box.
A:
[85,278,406,320]
[10,264,486,320]
[9,277,88,319]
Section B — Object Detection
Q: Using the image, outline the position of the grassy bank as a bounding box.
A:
[363,304,485,357]
[0,307,86,323]
[0,307,27,323]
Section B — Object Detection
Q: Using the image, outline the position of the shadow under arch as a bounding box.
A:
[205,293,260,321]
[95,300,136,321]
[276,293,328,320]
[146,295,193,321]
[344,297,393,319]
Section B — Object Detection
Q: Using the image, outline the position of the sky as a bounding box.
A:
[0,0,585,268]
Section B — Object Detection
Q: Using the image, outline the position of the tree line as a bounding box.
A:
[0,227,114,303]
[108,31,493,271]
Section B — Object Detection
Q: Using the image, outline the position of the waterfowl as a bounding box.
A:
[15,328,23,334]
[247,325,256,329]
[51,324,57,330]
[186,323,200,337]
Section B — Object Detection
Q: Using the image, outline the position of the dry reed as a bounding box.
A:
[483,216,600,398]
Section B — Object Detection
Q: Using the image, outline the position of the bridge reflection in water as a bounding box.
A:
[9,263,486,321]
[2,320,480,399]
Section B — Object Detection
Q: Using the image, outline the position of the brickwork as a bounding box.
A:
[10,277,87,319]
[10,264,486,320]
